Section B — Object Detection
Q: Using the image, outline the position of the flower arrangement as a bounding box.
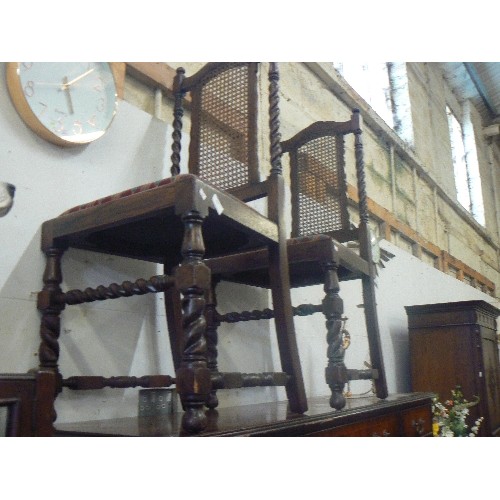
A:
[432,386,483,437]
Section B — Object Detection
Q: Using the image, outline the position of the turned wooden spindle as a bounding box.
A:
[62,372,290,392]
[211,371,290,389]
[354,116,369,229]
[63,374,176,391]
[268,62,283,177]
[204,279,220,409]
[174,210,211,433]
[218,303,323,323]
[37,247,65,379]
[170,67,185,177]
[323,259,348,410]
[60,274,175,305]
[37,246,66,425]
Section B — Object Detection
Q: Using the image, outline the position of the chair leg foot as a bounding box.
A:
[326,363,348,410]
[175,358,211,433]
[329,391,346,410]
[206,391,219,409]
[181,404,208,433]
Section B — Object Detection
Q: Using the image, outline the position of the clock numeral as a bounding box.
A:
[53,117,65,134]
[22,62,33,70]
[87,115,97,128]
[94,76,104,93]
[72,121,83,135]
[24,81,35,98]
[38,102,48,116]
[96,97,105,113]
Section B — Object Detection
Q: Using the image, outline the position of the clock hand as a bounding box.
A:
[62,77,75,115]
[63,68,95,88]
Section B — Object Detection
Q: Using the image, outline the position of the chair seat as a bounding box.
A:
[206,234,370,288]
[41,174,279,266]
[61,177,176,215]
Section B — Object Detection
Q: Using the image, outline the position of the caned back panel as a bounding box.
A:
[188,63,259,190]
[291,134,350,237]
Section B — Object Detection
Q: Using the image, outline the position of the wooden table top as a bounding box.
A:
[54,392,433,437]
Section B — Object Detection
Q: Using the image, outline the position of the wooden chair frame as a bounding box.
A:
[36,63,307,433]
[204,110,388,410]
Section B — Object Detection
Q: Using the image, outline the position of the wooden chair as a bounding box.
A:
[36,62,307,433]
[205,110,389,410]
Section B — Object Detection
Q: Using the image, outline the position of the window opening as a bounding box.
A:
[446,103,485,225]
[333,62,414,145]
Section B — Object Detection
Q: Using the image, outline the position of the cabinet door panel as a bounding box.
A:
[481,336,500,434]
[410,327,480,399]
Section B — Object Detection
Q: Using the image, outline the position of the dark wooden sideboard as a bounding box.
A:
[54,392,434,437]
[407,300,500,437]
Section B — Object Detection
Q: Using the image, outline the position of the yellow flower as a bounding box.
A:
[432,421,440,437]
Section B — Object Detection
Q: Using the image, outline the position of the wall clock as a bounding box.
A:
[6,62,118,147]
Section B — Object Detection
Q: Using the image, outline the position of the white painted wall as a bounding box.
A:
[1,62,498,425]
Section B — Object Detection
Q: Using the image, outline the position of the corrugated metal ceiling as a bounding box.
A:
[439,62,500,126]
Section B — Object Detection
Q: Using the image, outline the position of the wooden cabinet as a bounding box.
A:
[406,300,500,437]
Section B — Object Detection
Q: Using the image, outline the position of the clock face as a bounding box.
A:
[7,62,118,146]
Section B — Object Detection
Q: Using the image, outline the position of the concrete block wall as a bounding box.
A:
[296,62,500,294]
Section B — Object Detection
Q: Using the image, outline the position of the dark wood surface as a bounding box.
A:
[206,234,369,288]
[0,371,56,436]
[407,300,500,437]
[54,392,433,437]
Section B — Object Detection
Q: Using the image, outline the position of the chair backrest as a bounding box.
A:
[171,63,268,202]
[281,111,366,242]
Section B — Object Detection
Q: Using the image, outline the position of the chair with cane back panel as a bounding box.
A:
[163,62,308,413]
[36,62,307,434]
[205,109,389,410]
